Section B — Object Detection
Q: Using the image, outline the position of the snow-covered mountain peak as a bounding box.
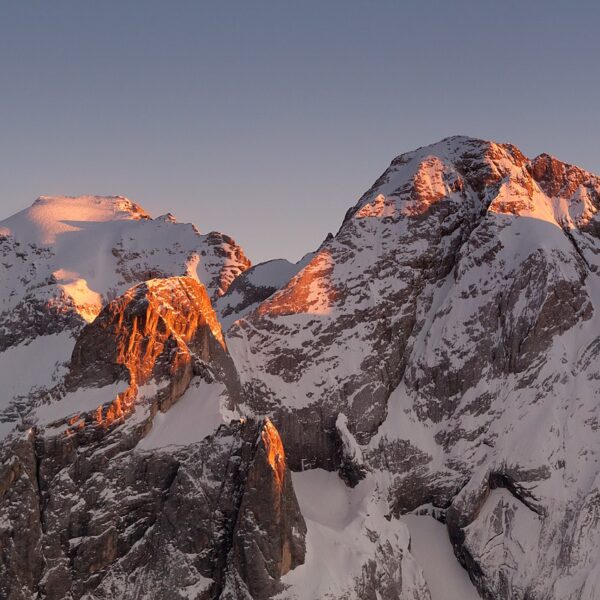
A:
[0,194,250,361]
[346,136,600,230]
[0,195,150,245]
[221,136,600,599]
[388,135,527,175]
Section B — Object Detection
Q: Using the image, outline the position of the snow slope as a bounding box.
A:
[0,195,149,245]
[281,469,480,600]
[137,378,230,451]
[0,332,74,439]
[279,469,430,599]
[402,515,480,600]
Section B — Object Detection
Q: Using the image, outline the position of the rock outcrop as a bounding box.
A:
[220,419,306,599]
[67,276,235,425]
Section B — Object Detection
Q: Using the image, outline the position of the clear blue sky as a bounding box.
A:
[1,1,599,263]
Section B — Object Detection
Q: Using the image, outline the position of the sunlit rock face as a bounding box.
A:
[221,418,306,599]
[214,254,315,331]
[67,276,232,427]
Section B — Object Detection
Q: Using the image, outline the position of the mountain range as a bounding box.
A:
[2,135,600,600]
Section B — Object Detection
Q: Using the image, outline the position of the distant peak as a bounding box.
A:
[33,195,150,219]
[439,134,486,144]
[0,195,151,244]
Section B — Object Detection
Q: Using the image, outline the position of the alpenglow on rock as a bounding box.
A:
[2,136,600,599]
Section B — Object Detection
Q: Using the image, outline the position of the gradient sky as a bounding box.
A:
[1,1,599,263]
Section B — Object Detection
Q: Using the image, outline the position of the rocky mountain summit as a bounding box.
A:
[2,136,600,599]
